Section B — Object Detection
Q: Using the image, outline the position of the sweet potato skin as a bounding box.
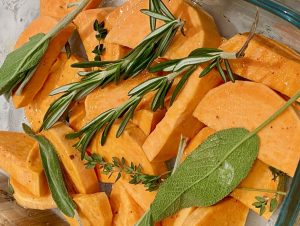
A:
[194,81,300,176]
[105,0,221,59]
[10,178,55,210]
[25,53,82,131]
[220,33,300,99]
[0,131,48,197]
[41,123,99,194]
[12,16,75,108]
[142,68,222,162]
[40,0,102,19]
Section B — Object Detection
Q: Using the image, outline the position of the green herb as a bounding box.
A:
[0,0,90,99]
[66,17,258,156]
[41,0,184,132]
[269,166,287,182]
[85,153,170,191]
[92,20,107,61]
[65,41,72,59]
[22,124,77,218]
[252,195,280,215]
[136,89,300,226]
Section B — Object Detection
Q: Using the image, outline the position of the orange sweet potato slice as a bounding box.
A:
[142,67,222,162]
[41,123,99,194]
[182,198,248,226]
[110,182,144,226]
[72,193,113,226]
[184,127,280,219]
[220,33,300,99]
[69,100,87,131]
[132,108,166,136]
[73,8,130,61]
[12,16,75,108]
[40,0,102,19]
[90,121,167,183]
[105,0,221,59]
[193,81,300,176]
[25,53,82,131]
[84,70,157,123]
[0,131,48,197]
[10,178,55,210]
[162,208,196,226]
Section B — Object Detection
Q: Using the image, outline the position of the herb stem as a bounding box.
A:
[237,187,287,196]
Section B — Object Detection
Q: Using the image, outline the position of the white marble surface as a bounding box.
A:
[0,0,298,225]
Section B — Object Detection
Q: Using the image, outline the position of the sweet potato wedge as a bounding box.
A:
[25,53,82,131]
[184,127,280,219]
[73,8,130,61]
[132,109,166,136]
[12,16,75,108]
[142,67,222,162]
[110,182,144,226]
[90,121,167,183]
[105,0,221,59]
[69,101,87,131]
[41,123,99,194]
[0,131,48,197]
[84,70,157,123]
[10,178,55,210]
[162,208,196,226]
[193,81,300,176]
[118,176,156,211]
[40,0,102,19]
[72,193,113,226]
[182,198,248,226]
[220,33,300,99]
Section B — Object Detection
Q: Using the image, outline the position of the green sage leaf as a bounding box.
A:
[23,124,76,218]
[0,33,49,95]
[270,197,278,212]
[138,128,259,225]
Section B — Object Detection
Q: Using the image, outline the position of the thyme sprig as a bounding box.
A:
[93,20,108,61]
[85,153,170,191]
[41,0,184,131]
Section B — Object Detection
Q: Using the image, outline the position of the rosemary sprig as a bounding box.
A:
[41,0,184,131]
[0,0,90,99]
[85,153,169,191]
[67,20,258,157]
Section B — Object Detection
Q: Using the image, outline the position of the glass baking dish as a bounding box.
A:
[0,0,299,225]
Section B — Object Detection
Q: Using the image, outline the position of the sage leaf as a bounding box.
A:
[0,33,49,95]
[138,128,259,224]
[270,197,278,212]
[23,124,77,218]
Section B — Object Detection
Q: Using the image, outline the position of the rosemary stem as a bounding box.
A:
[237,187,287,196]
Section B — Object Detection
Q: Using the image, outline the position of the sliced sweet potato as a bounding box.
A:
[220,33,300,99]
[118,176,156,211]
[25,53,82,131]
[40,0,102,19]
[90,121,167,183]
[0,131,48,197]
[183,127,280,219]
[10,178,55,210]
[110,182,144,226]
[105,0,221,59]
[162,208,196,226]
[132,109,166,136]
[73,8,130,61]
[84,70,157,123]
[193,81,300,176]
[12,16,75,108]
[64,215,91,226]
[183,198,248,226]
[69,100,87,131]
[73,193,113,226]
[142,67,222,162]
[41,123,99,194]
